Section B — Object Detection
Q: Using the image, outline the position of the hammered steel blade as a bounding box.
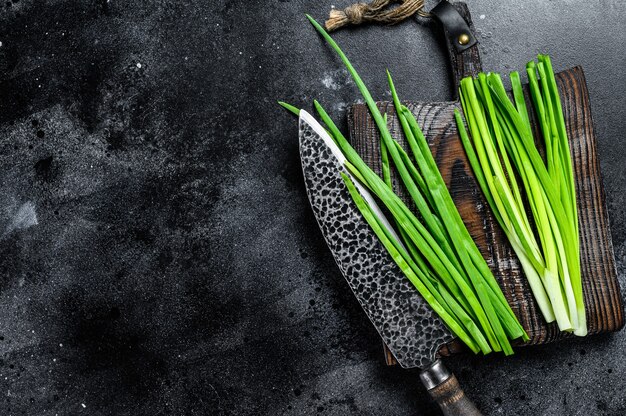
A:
[299,110,454,369]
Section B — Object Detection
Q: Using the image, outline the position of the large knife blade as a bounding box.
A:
[299,110,481,415]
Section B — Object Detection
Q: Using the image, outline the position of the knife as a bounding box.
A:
[299,109,482,416]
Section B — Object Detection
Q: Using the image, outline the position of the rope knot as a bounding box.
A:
[325,0,428,32]
[343,3,368,25]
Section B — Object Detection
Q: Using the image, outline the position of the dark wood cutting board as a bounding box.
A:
[347,3,624,364]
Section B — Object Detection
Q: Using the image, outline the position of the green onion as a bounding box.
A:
[278,101,300,116]
[341,171,483,353]
[455,56,585,335]
[298,15,529,354]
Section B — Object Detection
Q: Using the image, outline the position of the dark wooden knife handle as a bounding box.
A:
[420,360,482,416]
[427,374,482,416]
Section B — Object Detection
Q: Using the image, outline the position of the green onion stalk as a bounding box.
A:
[455,57,585,335]
[279,16,531,354]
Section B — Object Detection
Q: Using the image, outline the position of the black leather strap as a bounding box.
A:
[431,0,478,52]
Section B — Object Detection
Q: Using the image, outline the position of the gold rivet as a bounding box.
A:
[458,33,470,45]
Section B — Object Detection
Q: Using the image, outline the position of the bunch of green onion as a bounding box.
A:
[281,16,532,355]
[455,56,585,335]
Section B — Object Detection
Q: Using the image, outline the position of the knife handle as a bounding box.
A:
[420,360,482,416]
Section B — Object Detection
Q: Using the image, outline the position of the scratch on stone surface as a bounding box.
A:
[2,201,38,238]
[208,384,223,413]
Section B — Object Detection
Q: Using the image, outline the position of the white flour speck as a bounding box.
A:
[321,72,340,90]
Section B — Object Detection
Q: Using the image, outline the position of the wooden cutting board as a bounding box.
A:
[347,3,624,364]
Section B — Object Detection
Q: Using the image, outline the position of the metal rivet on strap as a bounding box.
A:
[457,33,470,45]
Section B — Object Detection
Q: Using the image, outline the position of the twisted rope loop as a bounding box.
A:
[325,0,429,32]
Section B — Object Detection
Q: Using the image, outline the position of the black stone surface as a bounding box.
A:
[0,1,624,415]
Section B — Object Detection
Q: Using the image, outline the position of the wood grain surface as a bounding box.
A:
[348,65,624,362]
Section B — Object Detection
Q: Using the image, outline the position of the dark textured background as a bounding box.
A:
[0,1,624,415]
